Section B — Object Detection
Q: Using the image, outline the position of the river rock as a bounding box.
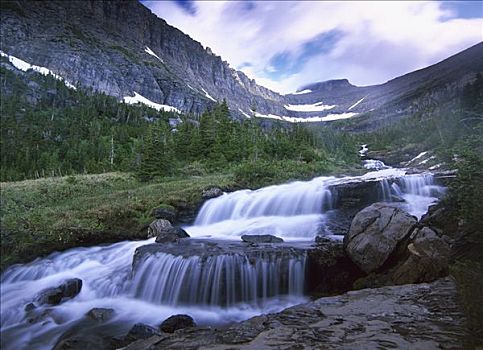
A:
[159,314,196,333]
[202,187,223,199]
[152,206,177,222]
[344,203,417,274]
[155,227,190,243]
[147,219,172,238]
[38,278,83,305]
[392,227,450,284]
[86,308,115,322]
[241,234,284,244]
[127,323,161,340]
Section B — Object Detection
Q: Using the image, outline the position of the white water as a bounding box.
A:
[132,251,305,307]
[186,168,440,241]
[0,238,305,349]
[0,168,444,349]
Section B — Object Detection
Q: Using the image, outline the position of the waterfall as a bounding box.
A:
[188,178,334,241]
[131,251,306,307]
[195,179,334,225]
[377,173,445,219]
[379,178,393,201]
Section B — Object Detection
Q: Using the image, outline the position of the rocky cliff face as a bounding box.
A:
[1,1,482,127]
[0,0,287,118]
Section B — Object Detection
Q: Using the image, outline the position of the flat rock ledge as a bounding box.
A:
[122,277,467,350]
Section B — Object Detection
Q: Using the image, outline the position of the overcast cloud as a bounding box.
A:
[143,1,483,94]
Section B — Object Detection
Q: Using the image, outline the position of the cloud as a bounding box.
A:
[143,1,483,94]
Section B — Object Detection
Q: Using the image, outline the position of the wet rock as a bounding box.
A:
[85,308,115,322]
[146,278,466,349]
[344,203,417,273]
[61,278,83,298]
[155,227,190,243]
[38,287,64,305]
[159,314,196,333]
[38,278,83,305]
[53,333,112,350]
[24,302,36,312]
[392,227,450,284]
[241,234,284,244]
[202,187,223,200]
[127,323,161,340]
[147,219,172,238]
[152,206,177,222]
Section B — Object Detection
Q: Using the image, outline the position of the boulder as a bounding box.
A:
[241,234,283,244]
[147,219,172,238]
[152,206,177,222]
[202,187,223,200]
[155,227,190,243]
[392,227,450,284]
[38,278,83,305]
[86,308,115,322]
[159,314,196,333]
[127,323,161,340]
[344,203,417,274]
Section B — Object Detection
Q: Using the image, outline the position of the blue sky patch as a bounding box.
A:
[440,1,483,19]
[264,30,343,79]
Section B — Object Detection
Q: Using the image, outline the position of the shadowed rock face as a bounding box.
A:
[0,0,287,119]
[124,278,467,349]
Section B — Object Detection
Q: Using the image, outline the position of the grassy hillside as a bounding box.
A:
[0,172,235,269]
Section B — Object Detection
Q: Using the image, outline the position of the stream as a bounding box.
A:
[0,165,446,349]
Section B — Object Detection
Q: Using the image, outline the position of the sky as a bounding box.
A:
[143,1,483,94]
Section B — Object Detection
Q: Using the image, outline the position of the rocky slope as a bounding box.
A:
[0,0,287,118]
[285,42,483,130]
[1,1,482,127]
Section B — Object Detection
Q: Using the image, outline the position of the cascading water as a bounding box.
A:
[131,250,306,307]
[188,178,335,241]
[0,167,446,349]
[392,173,446,218]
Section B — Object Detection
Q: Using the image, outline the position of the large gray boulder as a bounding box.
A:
[147,219,190,243]
[344,203,417,274]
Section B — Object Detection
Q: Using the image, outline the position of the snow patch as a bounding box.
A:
[409,151,428,164]
[144,46,164,63]
[201,88,217,102]
[419,155,436,165]
[291,89,312,95]
[238,108,251,119]
[254,112,358,123]
[284,102,336,112]
[123,92,180,113]
[348,97,365,110]
[429,163,442,170]
[1,50,76,89]
[232,71,244,86]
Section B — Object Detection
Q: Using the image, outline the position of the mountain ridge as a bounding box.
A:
[1,0,482,128]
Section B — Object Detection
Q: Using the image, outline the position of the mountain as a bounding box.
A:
[0,0,288,119]
[285,43,483,129]
[1,0,482,128]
